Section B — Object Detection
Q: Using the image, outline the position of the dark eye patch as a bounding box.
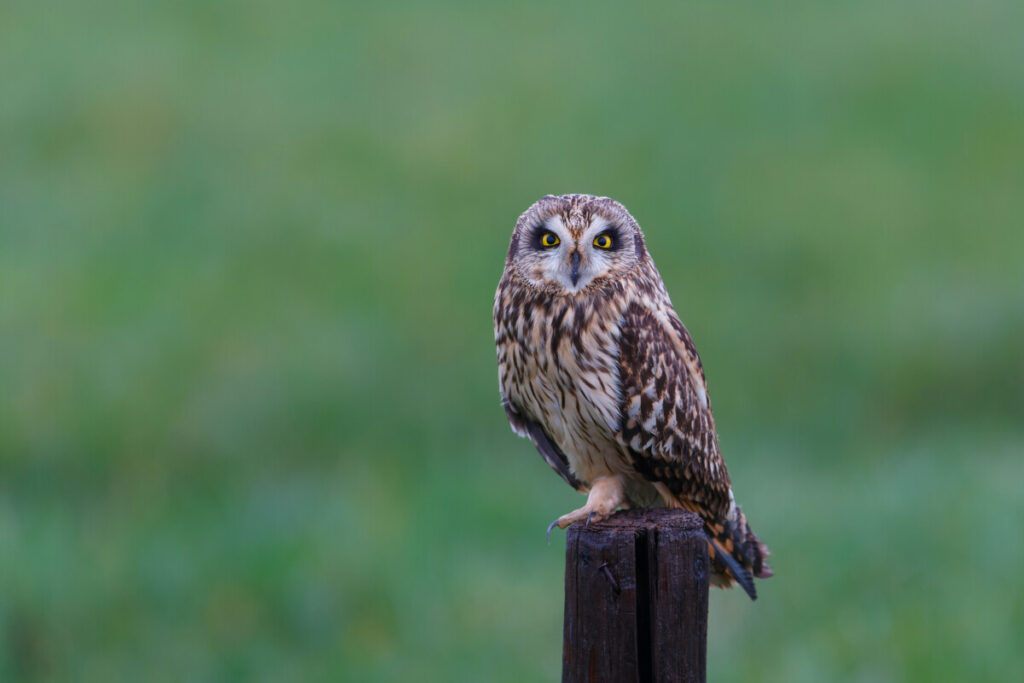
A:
[530,224,557,249]
[593,226,622,250]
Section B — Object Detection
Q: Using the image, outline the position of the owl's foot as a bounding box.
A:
[546,475,627,542]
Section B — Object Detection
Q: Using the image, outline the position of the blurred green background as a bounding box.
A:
[2,1,1022,681]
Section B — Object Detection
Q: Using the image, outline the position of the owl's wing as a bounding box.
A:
[614,300,731,521]
[614,300,771,598]
[503,399,585,491]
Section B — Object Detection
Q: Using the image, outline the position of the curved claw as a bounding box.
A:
[586,512,596,526]
[546,519,560,544]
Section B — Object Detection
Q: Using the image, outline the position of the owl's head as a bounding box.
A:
[505,194,647,295]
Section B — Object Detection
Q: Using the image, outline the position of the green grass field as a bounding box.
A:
[2,1,1023,680]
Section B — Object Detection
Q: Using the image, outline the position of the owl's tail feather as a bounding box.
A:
[707,504,772,601]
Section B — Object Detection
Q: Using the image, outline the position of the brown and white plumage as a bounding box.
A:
[494,194,772,599]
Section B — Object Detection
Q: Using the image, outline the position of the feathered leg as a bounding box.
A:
[546,475,626,541]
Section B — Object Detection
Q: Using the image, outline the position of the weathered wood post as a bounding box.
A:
[562,508,709,683]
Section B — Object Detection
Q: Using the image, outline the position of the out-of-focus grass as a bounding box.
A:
[1,1,1022,681]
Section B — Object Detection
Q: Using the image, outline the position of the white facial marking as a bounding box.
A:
[556,216,617,293]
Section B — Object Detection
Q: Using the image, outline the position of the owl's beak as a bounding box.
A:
[569,250,581,286]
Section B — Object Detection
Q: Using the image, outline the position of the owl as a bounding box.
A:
[494,194,772,599]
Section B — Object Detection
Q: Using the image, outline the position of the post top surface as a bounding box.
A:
[571,508,704,532]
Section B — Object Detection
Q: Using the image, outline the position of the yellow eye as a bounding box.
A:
[593,234,613,249]
[540,232,560,248]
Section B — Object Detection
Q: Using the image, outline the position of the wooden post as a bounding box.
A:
[562,509,709,683]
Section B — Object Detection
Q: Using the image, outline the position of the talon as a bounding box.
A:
[544,476,626,541]
[546,519,559,544]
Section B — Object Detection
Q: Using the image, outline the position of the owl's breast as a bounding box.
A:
[496,292,633,485]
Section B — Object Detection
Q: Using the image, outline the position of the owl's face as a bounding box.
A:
[507,195,645,295]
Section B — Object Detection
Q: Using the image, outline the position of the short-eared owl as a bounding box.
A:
[494,194,772,599]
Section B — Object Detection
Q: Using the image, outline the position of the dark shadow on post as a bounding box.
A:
[562,509,709,683]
